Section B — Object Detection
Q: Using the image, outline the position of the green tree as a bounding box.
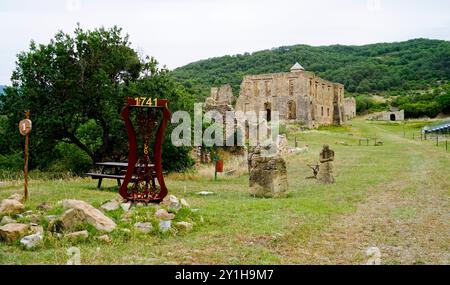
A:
[0,25,195,172]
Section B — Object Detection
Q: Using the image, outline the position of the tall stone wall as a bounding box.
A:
[343,97,357,121]
[234,66,351,128]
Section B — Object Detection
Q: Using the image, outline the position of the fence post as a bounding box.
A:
[446,140,448,152]
[295,137,298,148]
[436,135,439,147]
[413,133,415,140]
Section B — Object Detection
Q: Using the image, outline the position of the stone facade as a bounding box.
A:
[204,84,234,114]
[235,63,356,128]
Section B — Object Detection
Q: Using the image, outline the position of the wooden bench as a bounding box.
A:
[86,162,156,189]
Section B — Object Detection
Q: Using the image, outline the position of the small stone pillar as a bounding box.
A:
[317,144,335,184]
[248,146,288,198]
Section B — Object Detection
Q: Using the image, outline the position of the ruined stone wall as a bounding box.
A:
[205,84,234,114]
[343,97,357,121]
[235,69,345,128]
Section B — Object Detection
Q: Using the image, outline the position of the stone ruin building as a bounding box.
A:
[369,107,405,122]
[205,63,356,129]
[230,62,356,129]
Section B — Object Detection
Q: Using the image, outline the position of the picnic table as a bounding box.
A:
[86,162,155,189]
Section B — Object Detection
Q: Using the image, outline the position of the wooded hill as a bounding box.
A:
[172,39,450,100]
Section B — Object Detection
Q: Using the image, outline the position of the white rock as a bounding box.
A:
[101,200,120,212]
[20,233,43,249]
[365,247,381,265]
[197,191,215,196]
[159,220,171,232]
[134,222,153,233]
[167,195,181,212]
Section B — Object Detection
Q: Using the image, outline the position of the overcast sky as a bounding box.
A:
[0,0,449,84]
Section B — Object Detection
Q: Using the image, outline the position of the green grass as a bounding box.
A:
[0,118,449,264]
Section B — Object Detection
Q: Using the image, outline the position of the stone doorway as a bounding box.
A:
[390,114,396,121]
[288,100,296,120]
[264,102,272,122]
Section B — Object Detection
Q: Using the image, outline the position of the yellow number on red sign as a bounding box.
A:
[134,97,158,107]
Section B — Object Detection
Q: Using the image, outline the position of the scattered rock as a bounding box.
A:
[197,191,215,196]
[180,198,190,208]
[45,215,58,221]
[100,200,120,212]
[0,223,29,242]
[154,209,175,221]
[134,222,153,233]
[8,194,24,203]
[29,223,44,235]
[159,220,171,232]
[20,233,43,249]
[120,202,132,212]
[0,198,25,216]
[65,230,89,241]
[175,221,193,232]
[61,199,116,232]
[49,208,86,232]
[98,234,111,243]
[365,247,381,265]
[1,216,16,225]
[36,202,52,212]
[167,195,181,212]
[120,228,131,234]
[27,214,41,224]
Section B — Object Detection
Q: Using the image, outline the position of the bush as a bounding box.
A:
[48,142,93,175]
[0,152,23,171]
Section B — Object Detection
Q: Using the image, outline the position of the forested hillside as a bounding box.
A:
[172,39,450,100]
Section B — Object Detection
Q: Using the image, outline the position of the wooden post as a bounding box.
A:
[436,135,439,147]
[446,140,448,152]
[19,111,32,202]
[295,137,298,148]
[413,133,415,140]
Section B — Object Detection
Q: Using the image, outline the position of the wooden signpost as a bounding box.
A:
[19,111,32,201]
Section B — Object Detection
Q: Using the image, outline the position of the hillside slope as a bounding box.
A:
[172,39,450,99]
